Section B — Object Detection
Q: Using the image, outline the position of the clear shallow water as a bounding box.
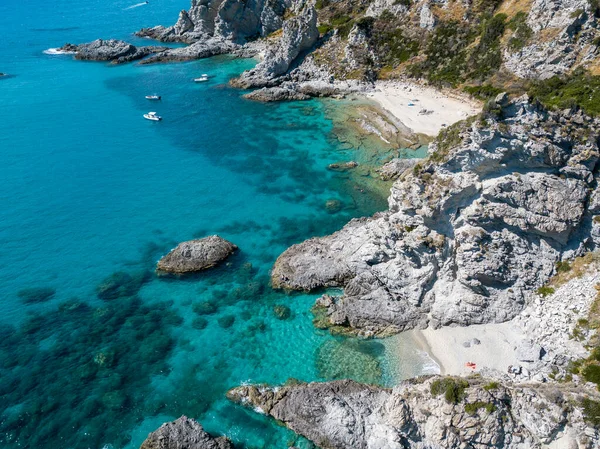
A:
[0,1,432,448]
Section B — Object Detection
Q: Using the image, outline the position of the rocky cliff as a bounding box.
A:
[228,377,600,449]
[272,95,600,336]
[62,0,600,98]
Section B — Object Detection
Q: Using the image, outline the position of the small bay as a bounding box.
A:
[0,1,433,448]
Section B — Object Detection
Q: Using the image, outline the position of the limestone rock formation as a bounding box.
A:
[272,97,600,336]
[232,2,319,88]
[60,39,168,64]
[139,416,232,449]
[136,0,291,44]
[157,236,237,273]
[503,0,599,79]
[228,378,600,449]
[377,158,419,180]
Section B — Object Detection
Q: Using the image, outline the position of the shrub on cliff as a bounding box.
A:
[528,70,600,116]
[430,378,469,404]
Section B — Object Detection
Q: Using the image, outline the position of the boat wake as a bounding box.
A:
[123,2,147,10]
[43,48,76,55]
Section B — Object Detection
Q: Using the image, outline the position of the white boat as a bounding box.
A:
[145,95,161,100]
[194,74,209,82]
[143,112,162,121]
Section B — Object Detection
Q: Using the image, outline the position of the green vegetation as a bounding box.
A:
[591,0,600,17]
[528,70,600,116]
[583,364,600,384]
[556,261,572,273]
[483,381,499,391]
[318,24,333,35]
[468,13,507,80]
[430,378,469,404]
[582,398,600,427]
[507,11,533,52]
[408,20,475,86]
[464,401,496,415]
[367,16,420,68]
[430,119,469,163]
[463,84,503,100]
[536,286,555,297]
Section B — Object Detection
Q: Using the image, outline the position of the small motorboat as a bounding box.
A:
[145,95,161,100]
[143,112,162,121]
[194,74,209,82]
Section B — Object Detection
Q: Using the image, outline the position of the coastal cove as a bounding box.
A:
[0,2,444,448]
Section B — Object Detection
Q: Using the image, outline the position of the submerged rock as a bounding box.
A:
[157,236,237,274]
[325,199,343,214]
[327,161,359,171]
[17,287,56,304]
[273,304,291,320]
[139,416,232,449]
[96,271,149,300]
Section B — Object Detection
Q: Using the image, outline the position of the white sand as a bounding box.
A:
[407,322,525,376]
[366,81,481,137]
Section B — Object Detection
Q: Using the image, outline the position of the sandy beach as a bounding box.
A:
[366,80,481,137]
[407,322,524,376]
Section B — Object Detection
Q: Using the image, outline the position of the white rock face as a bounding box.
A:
[419,3,436,29]
[229,378,600,449]
[272,97,600,336]
[503,0,599,78]
[137,0,298,44]
[233,2,319,87]
[365,0,410,18]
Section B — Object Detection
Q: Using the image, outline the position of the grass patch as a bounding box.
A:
[483,381,499,390]
[548,253,599,288]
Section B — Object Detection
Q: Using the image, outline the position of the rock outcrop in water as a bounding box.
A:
[272,96,600,336]
[62,0,600,98]
[157,236,237,273]
[134,0,300,64]
[228,378,600,449]
[59,39,168,63]
[140,416,232,449]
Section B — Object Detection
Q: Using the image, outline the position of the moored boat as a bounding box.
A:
[143,112,162,121]
[145,95,161,100]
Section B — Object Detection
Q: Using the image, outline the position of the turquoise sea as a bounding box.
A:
[0,1,434,448]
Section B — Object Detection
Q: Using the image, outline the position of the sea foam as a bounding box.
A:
[43,48,75,55]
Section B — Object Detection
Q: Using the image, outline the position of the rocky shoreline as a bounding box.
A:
[56,0,600,447]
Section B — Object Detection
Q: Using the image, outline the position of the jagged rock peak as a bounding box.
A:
[232,1,319,88]
[136,0,299,44]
